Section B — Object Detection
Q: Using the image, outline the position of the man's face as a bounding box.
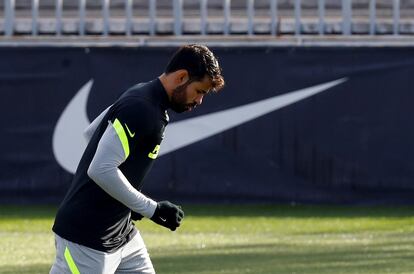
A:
[170,76,212,113]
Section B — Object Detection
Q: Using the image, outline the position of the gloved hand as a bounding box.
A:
[150,201,184,231]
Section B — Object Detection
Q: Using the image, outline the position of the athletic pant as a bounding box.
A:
[50,232,155,274]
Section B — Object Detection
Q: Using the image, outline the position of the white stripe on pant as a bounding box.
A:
[50,232,155,274]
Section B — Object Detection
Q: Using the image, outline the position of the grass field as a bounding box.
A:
[1,205,414,274]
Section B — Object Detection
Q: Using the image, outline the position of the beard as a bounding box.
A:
[170,81,197,113]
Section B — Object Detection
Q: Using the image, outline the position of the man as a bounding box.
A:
[50,44,225,274]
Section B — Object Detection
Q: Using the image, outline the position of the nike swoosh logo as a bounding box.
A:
[124,123,135,138]
[159,78,347,156]
[53,78,347,174]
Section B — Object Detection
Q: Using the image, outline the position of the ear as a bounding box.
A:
[175,69,189,85]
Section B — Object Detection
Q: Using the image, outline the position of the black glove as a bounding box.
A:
[150,201,184,231]
[130,211,144,221]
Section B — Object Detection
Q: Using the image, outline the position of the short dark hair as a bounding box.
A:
[165,44,225,92]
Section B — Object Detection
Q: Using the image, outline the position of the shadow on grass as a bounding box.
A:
[0,263,50,274]
[184,204,414,218]
[1,204,414,220]
[0,205,57,219]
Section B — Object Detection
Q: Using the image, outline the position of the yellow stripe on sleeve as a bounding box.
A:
[112,118,130,159]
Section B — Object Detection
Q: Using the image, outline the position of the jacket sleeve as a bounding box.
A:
[87,122,157,218]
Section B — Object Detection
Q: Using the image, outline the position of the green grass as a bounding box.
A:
[1,205,414,274]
